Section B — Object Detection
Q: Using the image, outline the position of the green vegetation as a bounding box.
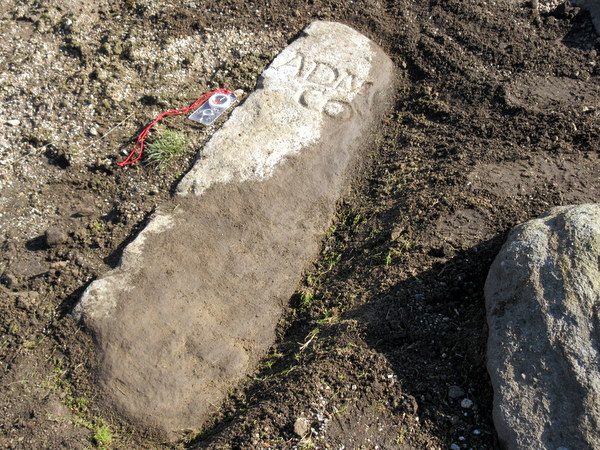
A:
[41,355,115,448]
[385,251,393,266]
[279,366,297,376]
[93,425,113,448]
[90,222,103,234]
[316,310,338,325]
[299,438,316,449]
[385,237,414,266]
[264,352,283,370]
[145,130,188,168]
[299,291,314,309]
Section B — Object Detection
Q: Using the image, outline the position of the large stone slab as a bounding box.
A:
[485,204,600,450]
[73,21,395,437]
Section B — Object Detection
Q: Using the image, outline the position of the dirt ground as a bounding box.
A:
[0,0,598,448]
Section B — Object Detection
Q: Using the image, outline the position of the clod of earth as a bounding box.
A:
[45,227,68,247]
[73,21,395,438]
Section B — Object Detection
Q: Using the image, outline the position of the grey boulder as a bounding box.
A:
[485,204,600,449]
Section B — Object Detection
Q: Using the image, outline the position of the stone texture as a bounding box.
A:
[73,21,395,438]
[485,204,600,450]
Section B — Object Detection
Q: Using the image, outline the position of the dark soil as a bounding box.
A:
[1,0,599,448]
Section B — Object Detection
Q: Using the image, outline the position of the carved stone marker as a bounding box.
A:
[74,21,395,437]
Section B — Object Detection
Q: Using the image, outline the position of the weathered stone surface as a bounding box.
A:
[485,204,600,450]
[571,0,600,34]
[73,21,395,437]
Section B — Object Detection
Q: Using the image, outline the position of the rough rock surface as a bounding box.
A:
[485,204,600,450]
[73,21,395,437]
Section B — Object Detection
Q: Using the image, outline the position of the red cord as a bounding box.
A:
[118,88,231,167]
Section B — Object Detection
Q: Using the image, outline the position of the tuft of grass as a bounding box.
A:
[300,292,314,309]
[93,425,113,448]
[316,310,337,325]
[299,438,316,449]
[145,130,187,168]
[42,355,114,449]
[336,405,348,414]
[264,352,283,370]
[279,366,297,376]
[384,252,393,266]
[90,222,102,234]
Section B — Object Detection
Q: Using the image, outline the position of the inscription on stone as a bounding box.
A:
[264,44,371,120]
[271,51,367,118]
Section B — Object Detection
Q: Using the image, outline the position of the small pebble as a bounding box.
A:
[473,429,481,435]
[448,385,465,399]
[6,119,20,126]
[450,444,460,450]
[0,272,18,289]
[293,417,310,437]
[449,415,460,425]
[460,398,474,409]
[89,127,99,136]
[77,207,95,217]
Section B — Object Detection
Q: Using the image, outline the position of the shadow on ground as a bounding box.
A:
[350,236,505,448]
